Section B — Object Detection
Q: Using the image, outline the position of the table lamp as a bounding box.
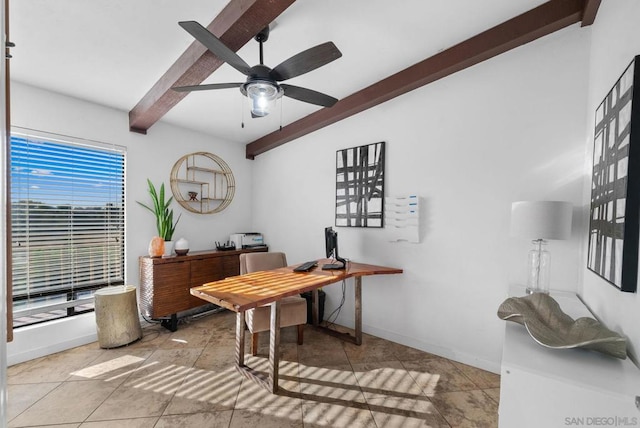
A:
[510,201,572,294]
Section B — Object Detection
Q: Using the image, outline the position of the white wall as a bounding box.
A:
[581,0,640,364]
[8,82,253,364]
[252,25,591,372]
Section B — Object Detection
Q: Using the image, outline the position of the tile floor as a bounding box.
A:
[7,310,500,427]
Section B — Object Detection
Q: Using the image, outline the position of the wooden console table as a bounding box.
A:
[191,259,402,393]
[138,247,267,331]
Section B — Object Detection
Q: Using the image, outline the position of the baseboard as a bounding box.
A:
[7,313,98,366]
[331,314,501,374]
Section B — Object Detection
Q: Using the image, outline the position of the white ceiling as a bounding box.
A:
[9,0,548,145]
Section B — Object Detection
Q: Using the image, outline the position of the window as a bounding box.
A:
[10,130,125,327]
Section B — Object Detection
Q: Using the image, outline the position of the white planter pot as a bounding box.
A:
[163,240,174,257]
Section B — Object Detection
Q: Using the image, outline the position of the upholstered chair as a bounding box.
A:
[239,252,307,355]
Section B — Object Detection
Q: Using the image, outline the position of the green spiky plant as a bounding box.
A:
[137,179,181,241]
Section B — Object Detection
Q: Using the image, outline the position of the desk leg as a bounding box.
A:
[269,300,281,393]
[314,277,363,346]
[355,276,362,346]
[235,309,275,393]
[311,289,319,326]
[235,311,246,367]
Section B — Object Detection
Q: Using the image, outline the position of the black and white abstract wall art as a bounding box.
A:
[587,55,640,293]
[335,142,385,227]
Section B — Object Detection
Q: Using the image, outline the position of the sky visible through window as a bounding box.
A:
[10,135,124,207]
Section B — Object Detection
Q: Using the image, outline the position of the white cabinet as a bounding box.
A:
[499,289,640,427]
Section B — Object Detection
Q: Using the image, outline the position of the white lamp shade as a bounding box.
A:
[510,201,572,240]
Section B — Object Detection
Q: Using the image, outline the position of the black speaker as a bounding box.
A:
[300,290,325,324]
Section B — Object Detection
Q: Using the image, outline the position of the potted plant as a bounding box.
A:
[138,179,181,256]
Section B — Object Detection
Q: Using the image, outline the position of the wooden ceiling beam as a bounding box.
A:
[581,0,602,26]
[128,0,296,134]
[246,0,592,159]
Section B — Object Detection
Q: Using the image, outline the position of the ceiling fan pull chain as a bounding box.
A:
[279,97,283,131]
[241,94,245,128]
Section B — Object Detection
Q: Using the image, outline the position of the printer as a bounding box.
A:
[230,233,265,249]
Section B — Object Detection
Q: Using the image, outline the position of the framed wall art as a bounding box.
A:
[335,142,385,227]
[587,55,640,293]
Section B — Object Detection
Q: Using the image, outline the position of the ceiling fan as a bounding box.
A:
[173,21,343,118]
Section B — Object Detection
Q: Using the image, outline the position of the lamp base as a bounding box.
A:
[526,239,550,294]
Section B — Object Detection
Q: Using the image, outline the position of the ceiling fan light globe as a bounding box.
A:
[246,81,282,117]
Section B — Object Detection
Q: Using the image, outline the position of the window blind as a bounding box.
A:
[10,131,125,327]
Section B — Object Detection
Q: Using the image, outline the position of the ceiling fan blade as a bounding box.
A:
[281,84,338,107]
[179,21,251,75]
[270,42,342,81]
[172,82,242,92]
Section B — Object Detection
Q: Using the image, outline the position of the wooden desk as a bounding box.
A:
[190,259,402,393]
